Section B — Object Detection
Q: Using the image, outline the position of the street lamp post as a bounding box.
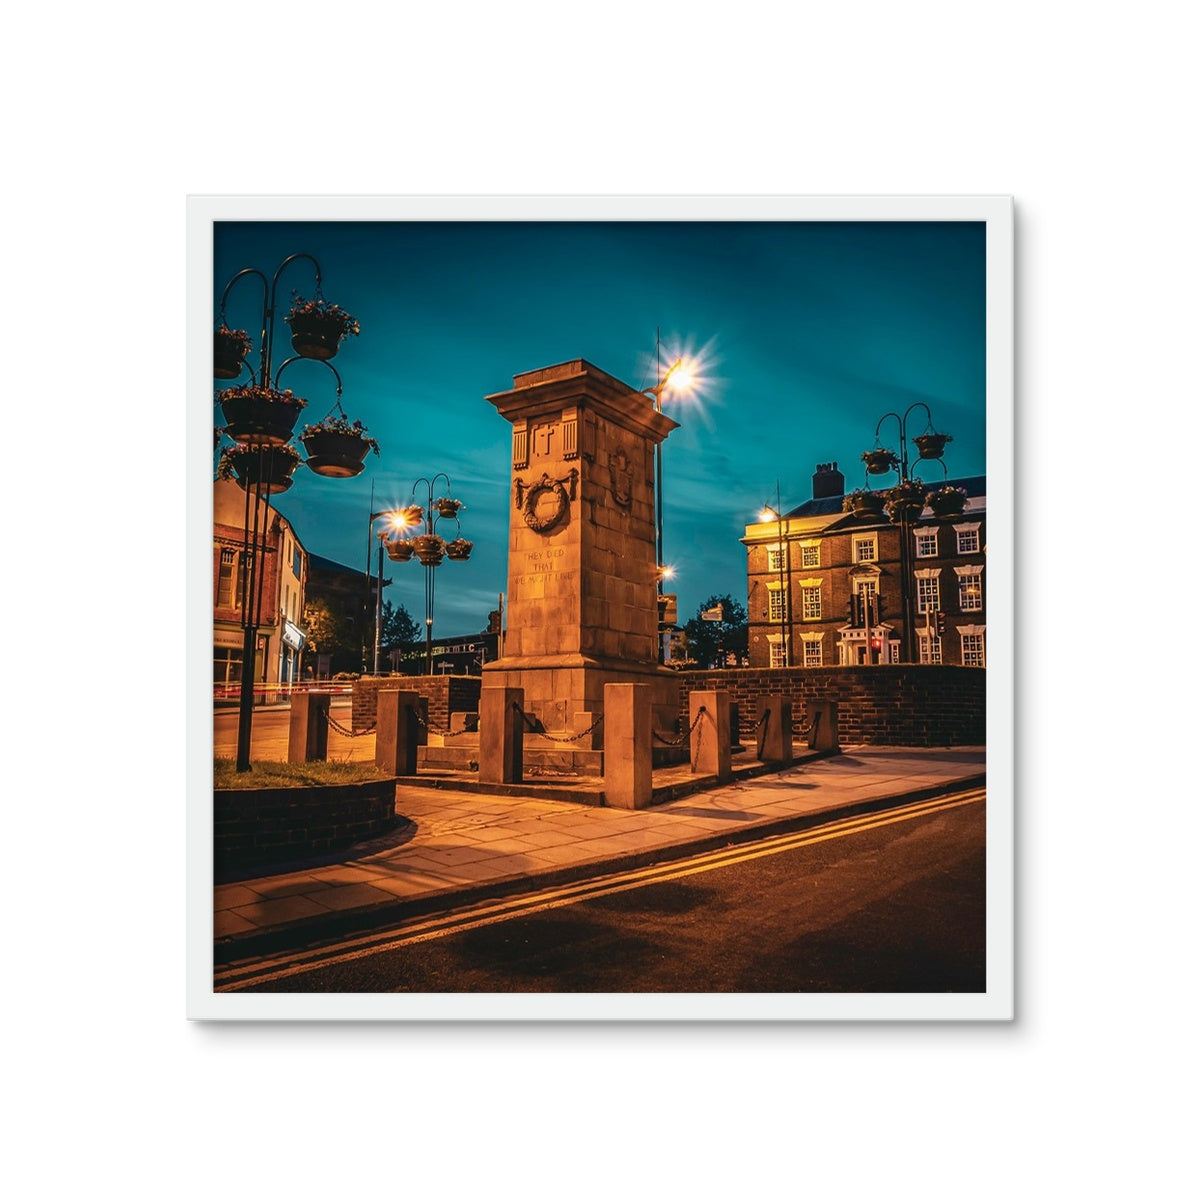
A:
[214,253,362,772]
[641,336,695,663]
[364,507,410,674]
[645,353,691,596]
[759,483,791,667]
[369,473,473,677]
[863,403,951,664]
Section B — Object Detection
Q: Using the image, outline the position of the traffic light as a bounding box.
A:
[936,611,947,637]
[847,594,861,626]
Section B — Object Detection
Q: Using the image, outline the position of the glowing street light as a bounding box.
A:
[644,352,695,597]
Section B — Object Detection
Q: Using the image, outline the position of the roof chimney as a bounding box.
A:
[812,461,844,500]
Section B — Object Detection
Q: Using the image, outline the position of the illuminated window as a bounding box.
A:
[801,584,822,620]
[955,522,982,554]
[915,528,939,558]
[766,546,787,572]
[767,588,784,621]
[768,638,787,668]
[962,632,985,667]
[800,543,820,568]
[958,567,984,612]
[217,548,238,609]
[915,570,941,614]
[853,535,877,563]
[802,637,823,667]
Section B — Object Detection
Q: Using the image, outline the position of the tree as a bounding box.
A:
[682,594,748,669]
[300,599,343,656]
[380,600,420,659]
[301,598,361,675]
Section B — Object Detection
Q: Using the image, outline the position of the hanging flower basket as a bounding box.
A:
[410,534,446,566]
[286,297,360,361]
[216,443,300,495]
[914,431,953,460]
[213,326,252,380]
[218,384,306,446]
[300,415,380,479]
[435,497,463,520]
[844,488,885,517]
[926,485,968,517]
[385,538,415,562]
[445,538,473,561]
[883,480,927,521]
[862,448,899,476]
[398,504,425,529]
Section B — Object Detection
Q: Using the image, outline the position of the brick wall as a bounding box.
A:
[353,675,482,732]
[676,666,984,746]
[214,779,397,873]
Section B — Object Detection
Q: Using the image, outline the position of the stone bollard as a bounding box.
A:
[689,690,731,781]
[479,687,523,783]
[603,683,652,809]
[806,700,840,752]
[288,691,330,763]
[757,695,794,766]
[375,689,420,776]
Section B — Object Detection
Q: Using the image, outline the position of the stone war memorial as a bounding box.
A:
[481,359,682,775]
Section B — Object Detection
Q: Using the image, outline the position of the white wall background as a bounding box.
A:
[5,3,1191,1196]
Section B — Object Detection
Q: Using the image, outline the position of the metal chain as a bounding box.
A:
[412,709,477,738]
[514,704,604,743]
[652,705,707,746]
[325,712,376,738]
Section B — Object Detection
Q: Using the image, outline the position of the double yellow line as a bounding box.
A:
[215,787,985,991]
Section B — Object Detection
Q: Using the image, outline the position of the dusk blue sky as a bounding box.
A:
[212,220,986,639]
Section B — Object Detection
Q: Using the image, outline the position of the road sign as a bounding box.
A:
[701,604,725,622]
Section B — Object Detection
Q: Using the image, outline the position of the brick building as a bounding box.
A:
[213,480,309,697]
[743,463,987,669]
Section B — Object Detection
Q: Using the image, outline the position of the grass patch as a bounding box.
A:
[214,758,393,790]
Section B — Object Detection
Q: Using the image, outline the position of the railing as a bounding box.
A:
[213,681,354,703]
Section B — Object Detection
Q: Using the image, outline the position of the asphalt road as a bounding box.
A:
[224,791,986,994]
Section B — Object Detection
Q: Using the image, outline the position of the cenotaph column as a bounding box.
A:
[482,359,681,742]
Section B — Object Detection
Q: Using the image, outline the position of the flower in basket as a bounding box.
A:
[883,479,926,519]
[411,533,447,565]
[914,430,953,459]
[435,497,464,518]
[925,484,968,513]
[218,384,307,446]
[216,441,300,480]
[214,325,252,357]
[217,383,306,409]
[843,488,884,513]
[300,414,380,456]
[286,295,361,339]
[213,325,254,379]
[862,448,899,474]
[445,538,473,560]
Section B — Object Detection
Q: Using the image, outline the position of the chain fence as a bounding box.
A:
[513,703,604,743]
[652,705,707,747]
[325,711,375,738]
[413,708,478,739]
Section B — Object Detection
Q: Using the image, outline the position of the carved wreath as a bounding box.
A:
[515,469,578,534]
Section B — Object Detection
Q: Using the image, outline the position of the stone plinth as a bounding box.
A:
[484,360,682,738]
[603,683,653,809]
[689,690,732,781]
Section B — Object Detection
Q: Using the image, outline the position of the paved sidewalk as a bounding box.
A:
[213,745,986,963]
